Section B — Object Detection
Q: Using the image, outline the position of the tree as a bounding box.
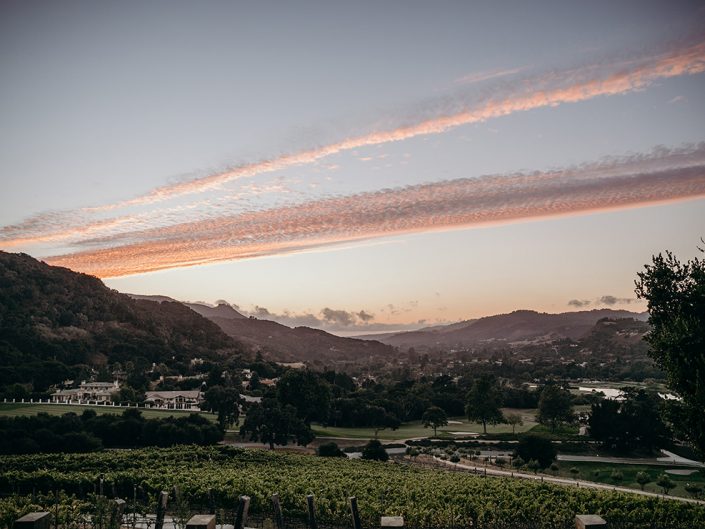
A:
[610,470,623,484]
[239,398,314,449]
[656,474,675,495]
[636,471,651,491]
[465,375,504,434]
[111,386,145,405]
[685,483,703,499]
[203,386,242,430]
[366,405,401,439]
[506,413,523,435]
[527,459,540,474]
[422,406,448,437]
[276,370,331,425]
[635,248,705,457]
[537,384,573,431]
[361,439,389,461]
[515,434,557,469]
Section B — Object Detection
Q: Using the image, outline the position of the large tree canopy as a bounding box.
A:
[465,375,504,434]
[635,248,705,457]
[421,406,448,437]
[537,384,573,431]
[276,370,331,425]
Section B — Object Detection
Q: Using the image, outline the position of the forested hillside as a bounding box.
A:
[0,252,245,392]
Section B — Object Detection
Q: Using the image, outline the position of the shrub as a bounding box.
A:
[516,435,557,469]
[318,442,345,457]
[362,440,388,462]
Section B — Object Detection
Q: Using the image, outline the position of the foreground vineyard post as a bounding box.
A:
[575,514,607,528]
[271,494,285,529]
[185,514,216,529]
[234,495,250,529]
[348,497,361,529]
[109,499,126,529]
[155,491,169,529]
[14,512,51,529]
[306,495,317,529]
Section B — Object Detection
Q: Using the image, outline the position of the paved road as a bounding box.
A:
[659,449,705,467]
[558,451,704,468]
[432,457,705,506]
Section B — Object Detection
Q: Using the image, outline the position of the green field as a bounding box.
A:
[0,404,543,440]
[313,408,539,440]
[0,402,218,422]
[552,461,705,499]
[1,446,703,529]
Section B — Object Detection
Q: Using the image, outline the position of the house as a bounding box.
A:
[239,394,262,404]
[145,390,202,410]
[51,381,120,404]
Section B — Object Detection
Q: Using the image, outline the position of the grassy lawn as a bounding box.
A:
[0,402,218,422]
[551,460,705,499]
[312,408,539,440]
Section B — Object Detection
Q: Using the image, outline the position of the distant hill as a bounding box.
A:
[579,316,650,359]
[126,296,396,362]
[0,252,246,390]
[186,308,395,363]
[360,309,648,350]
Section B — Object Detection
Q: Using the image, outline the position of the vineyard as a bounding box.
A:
[1,446,705,529]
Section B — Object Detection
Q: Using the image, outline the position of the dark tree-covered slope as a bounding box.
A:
[0,252,245,389]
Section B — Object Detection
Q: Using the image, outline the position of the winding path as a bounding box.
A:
[431,456,705,506]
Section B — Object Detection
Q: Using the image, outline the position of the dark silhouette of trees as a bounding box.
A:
[0,408,222,454]
[635,247,705,457]
[588,388,670,453]
[239,398,314,449]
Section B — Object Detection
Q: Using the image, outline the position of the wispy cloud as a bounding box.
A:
[567,295,639,308]
[99,36,705,207]
[42,144,705,277]
[598,295,638,306]
[212,303,392,333]
[2,33,704,251]
[453,67,525,86]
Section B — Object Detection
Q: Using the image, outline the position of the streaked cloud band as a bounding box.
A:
[45,145,705,277]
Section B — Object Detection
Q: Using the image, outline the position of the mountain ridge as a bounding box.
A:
[356,308,648,350]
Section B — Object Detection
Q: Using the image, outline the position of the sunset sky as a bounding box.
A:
[2,1,704,335]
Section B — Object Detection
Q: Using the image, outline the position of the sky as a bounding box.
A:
[1,1,705,335]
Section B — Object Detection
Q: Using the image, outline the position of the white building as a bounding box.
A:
[51,381,120,404]
[145,390,202,410]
